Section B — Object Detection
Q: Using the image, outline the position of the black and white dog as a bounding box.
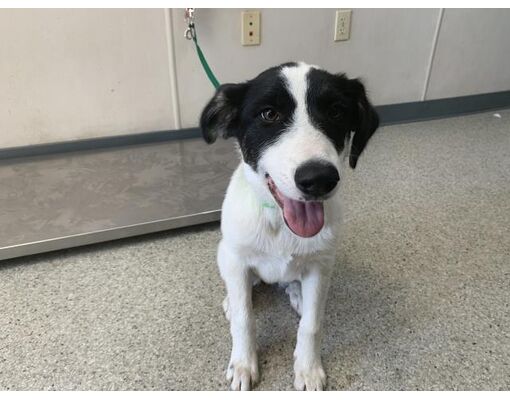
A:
[200,62,379,390]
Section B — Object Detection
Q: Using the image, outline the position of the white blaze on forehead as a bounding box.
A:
[278,62,337,161]
[280,62,313,126]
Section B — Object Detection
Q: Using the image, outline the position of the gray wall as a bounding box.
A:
[1,8,510,148]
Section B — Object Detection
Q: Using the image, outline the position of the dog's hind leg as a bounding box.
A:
[222,296,231,321]
[285,281,303,317]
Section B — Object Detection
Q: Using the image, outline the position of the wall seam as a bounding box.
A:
[421,8,445,101]
[164,8,182,129]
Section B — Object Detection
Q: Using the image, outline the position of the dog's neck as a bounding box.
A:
[237,162,288,233]
[241,162,277,207]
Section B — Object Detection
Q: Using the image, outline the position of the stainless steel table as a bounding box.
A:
[0,138,238,260]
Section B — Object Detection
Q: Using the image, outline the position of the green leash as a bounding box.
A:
[191,27,220,89]
[185,9,220,89]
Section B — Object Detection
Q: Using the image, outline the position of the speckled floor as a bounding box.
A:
[0,110,509,390]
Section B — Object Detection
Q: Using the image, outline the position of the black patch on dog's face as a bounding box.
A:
[236,65,297,169]
[306,68,379,168]
[305,70,359,152]
[200,63,297,170]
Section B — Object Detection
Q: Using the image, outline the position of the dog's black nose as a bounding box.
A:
[295,160,340,198]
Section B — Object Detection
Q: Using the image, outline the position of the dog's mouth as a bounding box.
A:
[266,175,324,238]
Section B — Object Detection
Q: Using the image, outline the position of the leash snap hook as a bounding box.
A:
[184,8,196,40]
[184,24,196,40]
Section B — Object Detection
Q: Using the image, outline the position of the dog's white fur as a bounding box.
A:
[218,63,346,390]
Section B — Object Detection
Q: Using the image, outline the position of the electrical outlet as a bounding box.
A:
[334,9,352,41]
[241,11,260,46]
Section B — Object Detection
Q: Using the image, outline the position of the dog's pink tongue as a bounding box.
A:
[282,196,324,238]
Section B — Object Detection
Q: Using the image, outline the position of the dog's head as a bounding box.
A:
[200,62,379,238]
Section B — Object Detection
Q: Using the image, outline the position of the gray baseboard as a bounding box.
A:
[377,90,510,125]
[0,127,201,161]
[1,90,510,161]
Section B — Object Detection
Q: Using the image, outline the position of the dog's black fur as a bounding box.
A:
[200,62,379,170]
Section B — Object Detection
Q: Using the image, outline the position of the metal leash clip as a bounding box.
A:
[184,8,196,40]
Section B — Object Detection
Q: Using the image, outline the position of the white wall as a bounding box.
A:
[0,9,175,148]
[1,8,510,148]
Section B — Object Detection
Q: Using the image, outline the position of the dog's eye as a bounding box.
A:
[328,101,347,119]
[260,108,280,122]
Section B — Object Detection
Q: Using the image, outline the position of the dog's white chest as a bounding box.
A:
[247,251,305,284]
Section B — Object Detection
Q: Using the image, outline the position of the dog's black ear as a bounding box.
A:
[347,79,379,169]
[199,83,249,144]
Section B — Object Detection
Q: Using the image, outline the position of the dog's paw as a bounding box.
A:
[226,358,259,391]
[222,296,231,321]
[294,362,326,391]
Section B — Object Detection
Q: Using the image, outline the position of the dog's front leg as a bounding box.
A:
[218,242,258,390]
[293,262,333,391]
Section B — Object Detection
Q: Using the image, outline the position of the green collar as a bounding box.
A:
[262,202,277,209]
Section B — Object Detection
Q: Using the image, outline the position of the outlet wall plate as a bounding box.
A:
[334,9,352,41]
[241,11,261,46]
